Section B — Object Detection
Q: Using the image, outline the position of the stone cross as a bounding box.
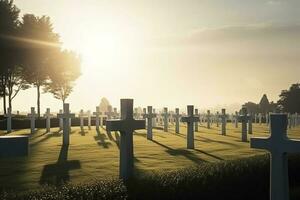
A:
[251,114,300,200]
[181,105,200,149]
[27,107,38,134]
[4,107,14,133]
[93,106,101,131]
[259,113,262,125]
[87,110,92,130]
[161,107,170,132]
[59,109,63,130]
[113,107,119,119]
[44,108,54,133]
[266,113,269,125]
[206,110,211,129]
[106,99,145,180]
[99,112,106,127]
[152,109,157,127]
[235,111,239,128]
[239,107,248,142]
[194,109,199,132]
[105,105,114,120]
[173,108,181,134]
[248,113,253,134]
[79,109,85,131]
[216,111,220,127]
[57,104,75,146]
[134,108,139,119]
[220,109,227,135]
[142,106,156,140]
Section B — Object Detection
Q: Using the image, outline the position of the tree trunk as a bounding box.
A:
[8,93,12,112]
[3,91,6,114]
[37,84,41,117]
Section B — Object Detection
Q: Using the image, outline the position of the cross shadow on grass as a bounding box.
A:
[39,145,81,186]
[151,140,206,165]
[30,132,62,147]
[94,130,111,149]
[80,129,88,136]
[193,149,224,161]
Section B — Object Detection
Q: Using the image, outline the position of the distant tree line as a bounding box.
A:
[243,83,300,114]
[0,0,81,116]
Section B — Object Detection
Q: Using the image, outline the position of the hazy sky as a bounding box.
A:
[8,0,300,113]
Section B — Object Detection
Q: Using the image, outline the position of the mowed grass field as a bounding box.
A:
[0,122,299,192]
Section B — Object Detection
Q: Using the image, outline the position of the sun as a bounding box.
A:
[78,22,144,77]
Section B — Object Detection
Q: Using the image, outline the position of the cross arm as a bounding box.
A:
[284,139,300,153]
[106,119,145,132]
[250,137,271,150]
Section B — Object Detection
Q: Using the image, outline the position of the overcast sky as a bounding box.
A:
[9,0,300,113]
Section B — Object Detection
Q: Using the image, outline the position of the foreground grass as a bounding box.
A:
[0,123,299,193]
[1,154,300,200]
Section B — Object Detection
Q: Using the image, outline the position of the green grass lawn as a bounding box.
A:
[0,122,299,192]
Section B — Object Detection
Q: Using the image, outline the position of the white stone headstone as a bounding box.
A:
[239,107,248,142]
[251,114,300,200]
[142,106,156,140]
[182,105,200,149]
[216,111,219,127]
[248,113,253,134]
[57,104,75,145]
[87,110,92,130]
[93,106,101,131]
[27,107,38,134]
[220,109,227,135]
[4,107,14,133]
[43,108,53,133]
[161,107,170,132]
[173,108,181,134]
[235,111,239,128]
[194,109,199,132]
[79,109,85,132]
[106,99,145,180]
[206,110,211,129]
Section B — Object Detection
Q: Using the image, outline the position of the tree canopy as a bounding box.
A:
[277,83,300,114]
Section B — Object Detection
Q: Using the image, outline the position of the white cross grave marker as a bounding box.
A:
[259,113,262,125]
[59,109,63,131]
[194,109,200,132]
[182,105,200,149]
[87,110,92,130]
[105,105,114,120]
[161,107,170,132]
[206,110,211,129]
[248,113,253,134]
[93,106,101,131]
[173,108,181,134]
[57,104,75,146]
[239,107,248,142]
[106,99,145,180]
[79,109,85,132]
[220,109,227,135]
[235,111,239,128]
[216,111,219,127]
[251,114,300,200]
[142,106,156,140]
[27,107,38,134]
[43,108,54,133]
[4,107,14,133]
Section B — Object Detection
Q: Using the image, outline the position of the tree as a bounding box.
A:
[259,94,270,114]
[0,0,22,113]
[44,50,81,104]
[19,14,60,117]
[99,97,111,112]
[277,83,300,113]
[242,102,259,114]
